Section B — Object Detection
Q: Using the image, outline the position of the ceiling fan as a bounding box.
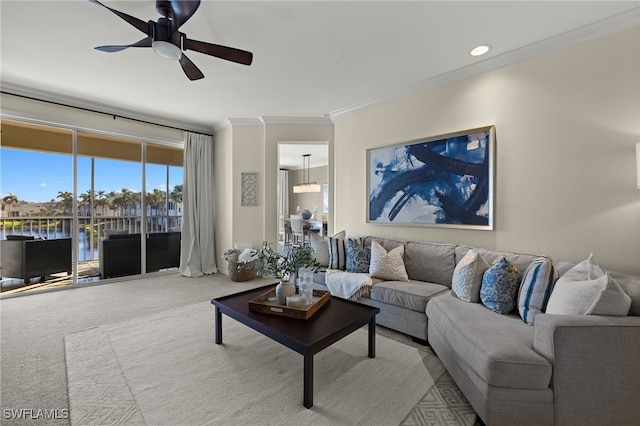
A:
[89,0,253,81]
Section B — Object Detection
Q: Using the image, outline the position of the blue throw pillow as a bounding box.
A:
[346,237,371,273]
[518,257,557,325]
[480,257,521,314]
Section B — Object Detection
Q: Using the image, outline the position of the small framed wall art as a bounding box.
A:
[241,172,258,206]
[367,126,495,230]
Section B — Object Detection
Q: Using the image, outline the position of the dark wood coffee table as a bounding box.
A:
[210,284,380,408]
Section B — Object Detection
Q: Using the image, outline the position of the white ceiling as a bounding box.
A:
[279,143,328,170]
[1,1,639,135]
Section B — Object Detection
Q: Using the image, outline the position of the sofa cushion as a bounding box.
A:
[364,236,404,252]
[370,280,448,313]
[404,241,456,286]
[369,241,408,281]
[452,249,490,303]
[610,271,640,316]
[426,292,552,390]
[480,257,522,314]
[455,245,541,276]
[345,237,371,273]
[546,254,631,316]
[518,257,558,325]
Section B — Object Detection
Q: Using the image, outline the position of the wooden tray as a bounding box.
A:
[248,288,330,320]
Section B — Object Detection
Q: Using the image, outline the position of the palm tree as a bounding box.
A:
[170,185,183,229]
[2,193,19,217]
[56,191,73,215]
[78,190,93,217]
[95,190,108,216]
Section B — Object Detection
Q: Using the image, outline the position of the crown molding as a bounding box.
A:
[212,117,262,133]
[330,6,640,119]
[259,116,333,126]
[214,116,333,132]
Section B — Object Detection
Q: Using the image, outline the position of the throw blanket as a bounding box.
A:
[325,269,372,300]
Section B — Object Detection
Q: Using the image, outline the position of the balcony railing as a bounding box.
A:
[1,215,182,262]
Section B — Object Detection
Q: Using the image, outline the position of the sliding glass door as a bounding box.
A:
[145,145,183,273]
[1,120,183,295]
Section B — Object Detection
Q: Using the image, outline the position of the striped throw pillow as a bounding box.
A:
[328,231,346,270]
[518,257,557,324]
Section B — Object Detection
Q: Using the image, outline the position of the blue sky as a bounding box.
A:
[1,149,181,203]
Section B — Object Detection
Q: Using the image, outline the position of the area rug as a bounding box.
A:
[65,302,476,426]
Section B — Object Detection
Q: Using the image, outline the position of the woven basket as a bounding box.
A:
[229,260,256,282]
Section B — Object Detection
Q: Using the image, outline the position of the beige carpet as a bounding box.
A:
[65,301,477,426]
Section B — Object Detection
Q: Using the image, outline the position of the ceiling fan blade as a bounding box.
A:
[184,38,253,66]
[88,0,150,35]
[95,37,152,53]
[170,0,200,32]
[179,54,205,81]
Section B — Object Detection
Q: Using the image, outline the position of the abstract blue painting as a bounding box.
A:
[367,127,494,229]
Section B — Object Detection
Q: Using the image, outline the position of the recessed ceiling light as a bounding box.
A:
[470,45,490,57]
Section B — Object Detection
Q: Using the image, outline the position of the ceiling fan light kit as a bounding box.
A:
[89,0,253,80]
[152,41,182,60]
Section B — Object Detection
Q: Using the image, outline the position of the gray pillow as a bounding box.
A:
[309,232,329,267]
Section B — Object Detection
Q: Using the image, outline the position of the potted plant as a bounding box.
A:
[248,242,320,304]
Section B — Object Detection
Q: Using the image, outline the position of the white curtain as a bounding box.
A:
[278,170,289,216]
[180,132,217,277]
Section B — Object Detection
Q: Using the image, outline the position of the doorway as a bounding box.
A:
[277,142,329,250]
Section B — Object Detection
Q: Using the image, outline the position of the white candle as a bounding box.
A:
[286,296,302,308]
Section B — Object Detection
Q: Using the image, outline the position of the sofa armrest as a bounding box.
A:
[533,314,640,425]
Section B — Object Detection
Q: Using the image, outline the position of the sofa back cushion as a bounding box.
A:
[363,236,403,252]
[455,245,542,276]
[6,235,36,241]
[610,271,640,316]
[404,241,456,286]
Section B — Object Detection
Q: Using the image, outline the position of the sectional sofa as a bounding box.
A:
[309,233,640,426]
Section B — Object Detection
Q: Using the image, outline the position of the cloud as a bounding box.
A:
[39,183,50,188]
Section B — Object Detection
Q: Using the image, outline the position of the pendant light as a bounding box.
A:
[293,154,321,193]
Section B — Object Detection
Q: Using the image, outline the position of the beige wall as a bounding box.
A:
[213,125,233,271]
[215,120,334,269]
[333,27,640,275]
[232,124,266,249]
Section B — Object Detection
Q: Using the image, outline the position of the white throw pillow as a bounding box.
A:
[546,254,631,316]
[452,249,489,303]
[309,232,329,267]
[369,241,408,282]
